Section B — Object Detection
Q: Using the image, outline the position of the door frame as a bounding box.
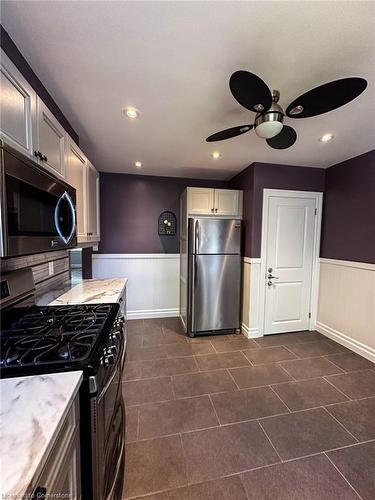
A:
[258,189,323,336]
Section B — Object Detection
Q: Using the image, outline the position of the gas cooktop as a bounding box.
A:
[1,303,117,370]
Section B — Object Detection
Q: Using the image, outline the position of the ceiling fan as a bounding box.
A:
[206,71,367,149]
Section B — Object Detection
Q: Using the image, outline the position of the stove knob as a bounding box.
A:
[103,353,115,366]
[108,345,118,356]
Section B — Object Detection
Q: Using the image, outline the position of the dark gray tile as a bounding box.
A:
[124,435,187,498]
[272,377,348,411]
[172,369,237,398]
[293,331,326,343]
[241,454,360,500]
[138,396,219,439]
[123,361,142,381]
[165,342,215,358]
[328,442,375,500]
[123,377,173,406]
[287,341,344,358]
[260,407,356,460]
[326,352,375,372]
[211,386,289,424]
[167,475,248,500]
[229,364,292,389]
[140,357,198,378]
[181,421,280,483]
[254,333,304,347]
[127,345,167,361]
[212,337,258,352]
[195,351,250,371]
[125,406,138,443]
[280,356,343,380]
[326,397,375,441]
[244,346,297,365]
[325,370,375,399]
[142,331,185,347]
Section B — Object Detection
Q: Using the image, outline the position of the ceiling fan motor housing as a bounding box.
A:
[255,102,284,139]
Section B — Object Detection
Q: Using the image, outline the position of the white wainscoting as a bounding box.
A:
[317,258,375,363]
[92,254,180,319]
[241,257,262,338]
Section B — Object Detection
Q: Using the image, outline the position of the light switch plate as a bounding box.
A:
[48,261,54,276]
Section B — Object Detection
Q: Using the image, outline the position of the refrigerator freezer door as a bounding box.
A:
[189,254,241,332]
[189,218,241,255]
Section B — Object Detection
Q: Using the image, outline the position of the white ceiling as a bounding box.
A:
[2,1,375,180]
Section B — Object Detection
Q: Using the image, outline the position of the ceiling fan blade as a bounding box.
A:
[206,124,253,142]
[229,71,272,113]
[286,77,367,118]
[266,125,297,149]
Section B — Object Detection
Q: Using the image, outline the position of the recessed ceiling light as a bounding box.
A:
[320,133,334,143]
[211,151,222,160]
[135,161,142,168]
[123,107,140,119]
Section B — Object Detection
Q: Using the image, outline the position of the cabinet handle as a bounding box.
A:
[32,486,47,499]
[215,208,218,213]
[42,155,48,162]
[211,208,214,213]
[34,150,39,158]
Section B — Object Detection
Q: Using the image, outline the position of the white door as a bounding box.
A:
[187,187,214,215]
[263,194,317,334]
[214,189,240,216]
[37,98,66,178]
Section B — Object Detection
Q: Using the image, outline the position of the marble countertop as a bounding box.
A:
[0,371,82,498]
[48,277,127,306]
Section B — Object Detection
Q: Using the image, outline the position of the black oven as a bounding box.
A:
[0,141,77,257]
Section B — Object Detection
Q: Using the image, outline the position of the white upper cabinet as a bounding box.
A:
[214,189,242,217]
[187,187,215,215]
[36,98,66,179]
[0,50,37,158]
[66,139,88,242]
[87,161,100,242]
[186,187,242,218]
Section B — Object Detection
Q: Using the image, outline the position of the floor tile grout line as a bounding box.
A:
[257,419,284,463]
[322,406,359,443]
[324,452,364,500]
[208,393,222,426]
[276,361,298,381]
[226,367,241,390]
[268,384,292,413]
[322,374,355,400]
[178,432,190,488]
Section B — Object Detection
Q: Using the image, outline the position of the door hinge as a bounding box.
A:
[314,208,317,215]
[308,312,311,319]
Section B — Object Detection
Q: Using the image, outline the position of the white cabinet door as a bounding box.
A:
[66,140,88,242]
[214,189,240,217]
[87,162,100,241]
[0,50,37,158]
[37,98,66,178]
[187,188,214,215]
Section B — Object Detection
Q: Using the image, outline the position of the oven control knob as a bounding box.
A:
[108,345,118,356]
[103,353,115,366]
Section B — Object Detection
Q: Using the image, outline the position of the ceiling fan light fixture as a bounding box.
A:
[254,102,284,139]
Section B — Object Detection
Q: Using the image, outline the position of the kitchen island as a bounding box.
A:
[0,371,82,498]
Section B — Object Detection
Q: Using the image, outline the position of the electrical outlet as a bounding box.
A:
[48,261,54,276]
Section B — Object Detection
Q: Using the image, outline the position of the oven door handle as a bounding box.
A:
[54,191,76,244]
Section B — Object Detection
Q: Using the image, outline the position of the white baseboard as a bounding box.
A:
[128,308,179,320]
[316,321,375,364]
[241,322,262,339]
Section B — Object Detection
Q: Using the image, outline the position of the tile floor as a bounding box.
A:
[122,318,375,500]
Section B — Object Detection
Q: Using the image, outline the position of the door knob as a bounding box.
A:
[267,274,279,280]
[267,281,273,287]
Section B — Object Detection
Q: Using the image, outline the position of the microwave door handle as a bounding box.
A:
[54,191,76,244]
[194,219,199,254]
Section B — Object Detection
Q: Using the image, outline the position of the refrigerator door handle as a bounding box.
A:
[194,219,200,254]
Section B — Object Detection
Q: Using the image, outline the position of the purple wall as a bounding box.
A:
[98,173,227,254]
[320,150,375,264]
[1,25,79,144]
[229,163,326,257]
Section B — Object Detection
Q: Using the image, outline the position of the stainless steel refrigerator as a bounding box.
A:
[187,218,242,337]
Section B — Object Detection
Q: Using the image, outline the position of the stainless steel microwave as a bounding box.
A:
[0,141,77,257]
